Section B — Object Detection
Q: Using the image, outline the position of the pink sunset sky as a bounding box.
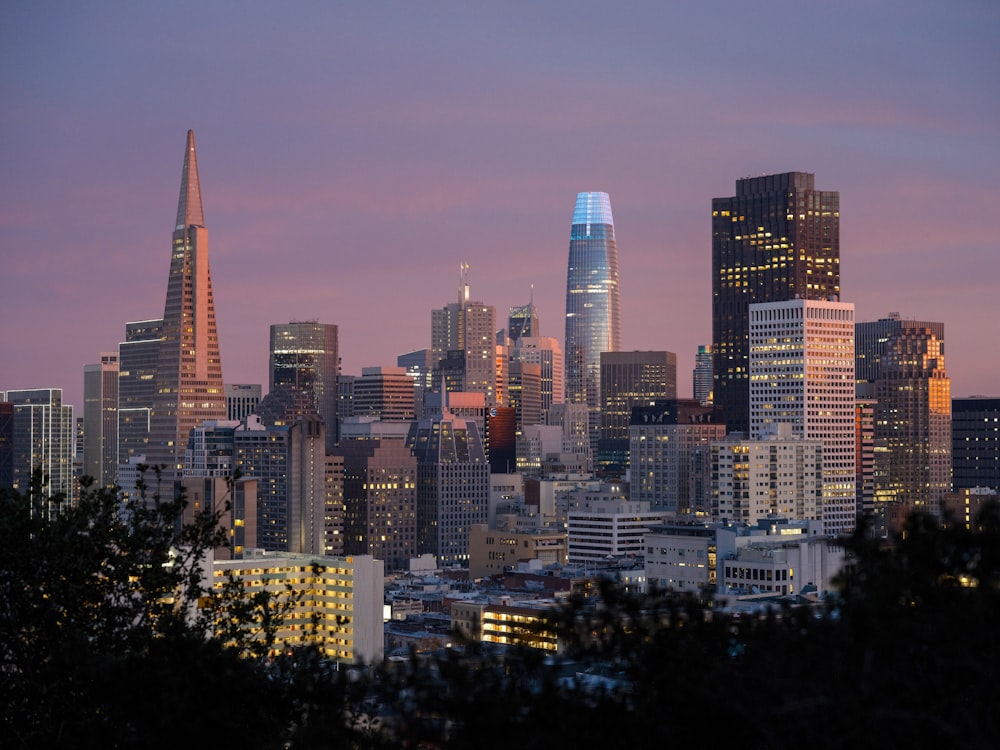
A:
[2,2,998,412]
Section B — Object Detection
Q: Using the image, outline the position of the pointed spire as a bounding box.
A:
[175,130,205,230]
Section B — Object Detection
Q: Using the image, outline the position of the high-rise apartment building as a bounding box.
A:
[4,389,75,510]
[598,351,677,476]
[83,353,119,488]
[117,319,163,469]
[750,299,856,534]
[147,131,226,488]
[269,321,339,450]
[712,172,840,434]
[874,326,951,516]
[693,345,713,404]
[952,397,1000,492]
[564,192,621,452]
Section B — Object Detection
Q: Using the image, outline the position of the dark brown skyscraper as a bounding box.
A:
[712,172,840,434]
[147,131,226,487]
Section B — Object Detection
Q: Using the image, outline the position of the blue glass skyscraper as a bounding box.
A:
[564,192,621,454]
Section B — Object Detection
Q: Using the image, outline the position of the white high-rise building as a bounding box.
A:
[749,299,856,535]
[512,336,564,420]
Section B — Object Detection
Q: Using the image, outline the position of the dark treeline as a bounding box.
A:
[3,475,998,749]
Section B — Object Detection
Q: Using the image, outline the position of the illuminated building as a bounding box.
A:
[855,313,944,395]
[511,335,563,422]
[951,397,999,493]
[406,396,489,566]
[629,399,725,514]
[750,298,856,534]
[83,352,119,488]
[117,319,163,470]
[874,325,951,516]
[225,383,261,422]
[567,498,664,564]
[4,388,75,509]
[336,436,417,572]
[212,552,384,664]
[269,321,339,449]
[598,350,677,476]
[712,172,840,435]
[352,366,416,422]
[711,426,824,526]
[147,131,227,487]
[469,524,567,579]
[564,192,621,453]
[507,301,539,344]
[693,344,713,404]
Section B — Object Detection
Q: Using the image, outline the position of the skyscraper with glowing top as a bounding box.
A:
[147,131,226,488]
[564,192,620,454]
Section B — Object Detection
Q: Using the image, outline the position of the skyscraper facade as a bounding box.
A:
[118,318,163,469]
[507,301,539,344]
[269,321,340,450]
[564,192,621,452]
[352,367,416,422]
[693,344,713,404]
[598,350,677,475]
[874,326,951,516]
[750,299,857,534]
[147,131,226,487]
[855,313,945,396]
[83,352,119,488]
[952,397,1000,492]
[5,389,75,510]
[712,172,840,434]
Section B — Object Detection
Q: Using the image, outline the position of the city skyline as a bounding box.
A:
[2,3,998,412]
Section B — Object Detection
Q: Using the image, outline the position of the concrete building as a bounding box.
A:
[83,352,119,488]
[629,399,725,515]
[352,366,416,422]
[511,336,564,422]
[567,498,665,564]
[225,383,261,422]
[212,552,384,664]
[712,425,824,527]
[750,298,856,535]
[469,524,568,579]
[180,475,259,559]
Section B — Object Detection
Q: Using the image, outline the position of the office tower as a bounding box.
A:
[712,425,824,526]
[183,419,239,477]
[511,336,564,423]
[225,383,261,422]
[118,319,163,469]
[856,399,876,521]
[5,389,75,510]
[486,406,517,474]
[564,192,621,453]
[508,301,539,344]
[952,397,1000,492]
[712,172,840,434]
[874,326,951,516]
[337,437,417,571]
[406,397,489,566]
[566,498,664,564]
[693,345,713,404]
[0,402,13,489]
[338,375,356,421]
[147,131,226,488]
[494,342,509,409]
[269,321,339,450]
[431,266,497,406]
[547,402,592,469]
[352,367,416,421]
[629,400,725,514]
[398,348,434,417]
[750,299,856,535]
[508,361,542,433]
[598,351,677,476]
[83,352,119,488]
[180,475,259,559]
[855,313,945,396]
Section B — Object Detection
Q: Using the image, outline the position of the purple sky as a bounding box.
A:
[2,2,998,412]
